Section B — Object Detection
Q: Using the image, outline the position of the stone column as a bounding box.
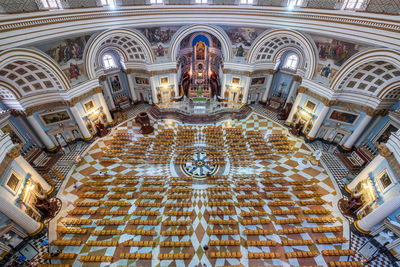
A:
[96,91,113,126]
[220,69,227,99]
[285,86,306,125]
[150,76,158,104]
[261,69,275,103]
[242,75,251,104]
[307,103,330,140]
[100,76,115,110]
[69,105,92,141]
[355,195,400,234]
[342,112,373,151]
[285,75,302,107]
[26,115,56,151]
[172,71,179,97]
[13,154,51,195]
[0,187,43,235]
[125,70,137,102]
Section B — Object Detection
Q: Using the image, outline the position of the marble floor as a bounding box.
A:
[10,105,393,267]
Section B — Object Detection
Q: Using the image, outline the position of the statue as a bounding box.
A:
[135,112,154,134]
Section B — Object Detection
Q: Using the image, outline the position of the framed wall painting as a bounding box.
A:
[39,110,72,126]
[251,77,265,86]
[160,76,169,84]
[231,77,241,85]
[377,169,395,193]
[328,109,360,125]
[5,171,22,195]
[83,99,95,113]
[110,75,122,93]
[304,99,317,112]
[135,77,149,85]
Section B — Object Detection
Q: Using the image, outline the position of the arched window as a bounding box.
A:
[102,54,117,69]
[283,54,299,70]
[41,0,62,9]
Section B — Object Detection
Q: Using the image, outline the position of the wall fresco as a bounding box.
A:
[220,25,266,59]
[138,26,182,59]
[35,35,91,85]
[311,35,369,86]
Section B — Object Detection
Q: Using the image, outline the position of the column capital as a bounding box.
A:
[266,69,276,75]
[126,68,134,74]
[297,86,307,94]
[7,145,21,159]
[293,75,302,82]
[365,107,375,116]
[99,75,107,82]
[94,86,103,94]
[378,143,393,158]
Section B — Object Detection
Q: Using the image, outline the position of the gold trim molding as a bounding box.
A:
[25,87,104,116]
[300,87,388,116]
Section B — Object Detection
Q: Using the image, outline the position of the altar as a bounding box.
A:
[192,97,207,114]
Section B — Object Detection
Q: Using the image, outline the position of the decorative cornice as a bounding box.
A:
[25,101,69,116]
[223,69,251,77]
[300,87,389,116]
[10,110,25,117]
[266,69,276,75]
[25,87,102,115]
[150,69,177,76]
[128,69,150,75]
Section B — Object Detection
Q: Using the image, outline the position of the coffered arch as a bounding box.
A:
[85,28,154,79]
[0,48,71,109]
[331,49,400,108]
[247,29,317,80]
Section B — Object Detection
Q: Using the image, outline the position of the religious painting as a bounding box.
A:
[110,75,122,93]
[196,42,206,60]
[139,26,181,46]
[156,44,166,57]
[231,77,241,85]
[328,109,359,125]
[83,99,95,112]
[39,110,72,126]
[377,169,394,192]
[135,77,149,85]
[36,35,91,85]
[221,26,265,47]
[5,172,21,194]
[304,99,317,112]
[251,77,265,86]
[312,35,367,67]
[160,76,169,84]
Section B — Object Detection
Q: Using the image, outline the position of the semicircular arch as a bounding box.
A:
[85,28,154,79]
[169,24,233,62]
[247,29,317,79]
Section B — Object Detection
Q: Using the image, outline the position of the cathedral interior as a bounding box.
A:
[0,1,400,266]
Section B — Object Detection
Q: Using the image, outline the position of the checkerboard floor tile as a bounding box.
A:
[7,104,394,267]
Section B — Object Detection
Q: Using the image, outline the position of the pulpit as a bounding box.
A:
[135,112,154,134]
